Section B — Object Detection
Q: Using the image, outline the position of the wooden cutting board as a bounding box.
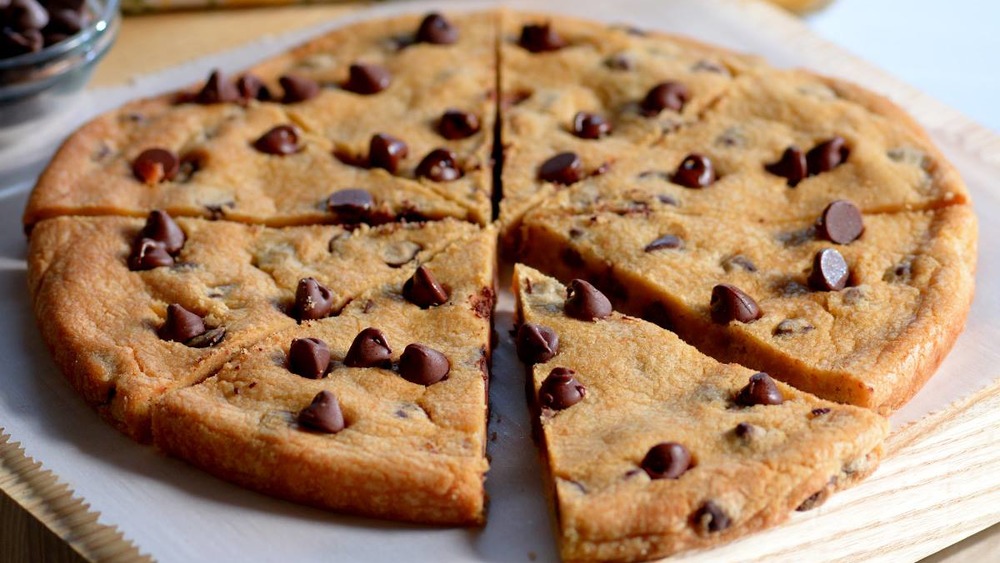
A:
[2,1,999,561]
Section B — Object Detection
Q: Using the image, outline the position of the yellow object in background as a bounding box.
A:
[764,0,835,14]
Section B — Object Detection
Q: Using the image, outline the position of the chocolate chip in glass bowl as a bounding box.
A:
[808,248,850,291]
[710,284,762,324]
[133,148,179,184]
[516,323,559,365]
[253,125,301,156]
[344,327,393,369]
[298,390,345,434]
[672,154,716,188]
[368,133,408,173]
[564,279,612,321]
[279,74,320,104]
[1,28,43,56]
[641,442,691,480]
[416,149,462,182]
[344,63,391,95]
[640,81,689,116]
[437,109,480,140]
[292,277,335,321]
[288,337,331,379]
[538,152,583,185]
[518,22,565,53]
[416,12,458,45]
[538,367,586,410]
[398,343,450,385]
[158,304,206,343]
[7,0,49,30]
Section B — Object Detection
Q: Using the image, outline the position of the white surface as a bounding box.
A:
[1,1,998,561]
[808,0,1000,134]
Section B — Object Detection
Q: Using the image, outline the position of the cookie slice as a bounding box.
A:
[513,264,887,561]
[153,226,496,525]
[498,11,756,248]
[27,213,484,440]
[517,202,977,412]
[24,11,497,229]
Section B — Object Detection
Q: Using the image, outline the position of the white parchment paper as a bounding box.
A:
[1,1,998,561]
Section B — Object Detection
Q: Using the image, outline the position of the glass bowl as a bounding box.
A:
[0,0,120,145]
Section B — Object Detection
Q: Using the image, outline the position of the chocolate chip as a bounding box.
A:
[672,154,716,188]
[398,344,450,385]
[194,70,239,104]
[538,367,586,411]
[1,28,42,55]
[571,112,612,140]
[7,0,49,30]
[236,74,272,102]
[293,277,335,321]
[416,148,462,181]
[734,422,755,439]
[518,22,565,53]
[641,442,691,480]
[817,200,864,244]
[402,265,449,308]
[368,133,408,173]
[796,489,828,512]
[132,148,179,184]
[765,147,807,187]
[809,248,849,291]
[736,372,783,406]
[692,60,727,74]
[158,304,206,343]
[382,240,421,267]
[141,210,185,254]
[344,63,391,95]
[344,327,393,369]
[538,152,583,185]
[45,8,84,35]
[884,257,914,283]
[516,323,559,365]
[773,318,814,337]
[692,501,730,533]
[416,12,457,44]
[807,136,849,175]
[279,74,320,104]
[721,254,757,273]
[604,53,634,70]
[564,279,612,321]
[185,326,226,348]
[437,109,480,140]
[710,284,762,324]
[297,390,345,433]
[128,238,173,270]
[253,125,301,155]
[288,337,331,379]
[811,407,831,418]
[644,234,684,252]
[657,194,678,206]
[327,189,373,221]
[640,82,689,116]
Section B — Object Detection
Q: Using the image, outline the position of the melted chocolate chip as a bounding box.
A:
[538,152,583,185]
[236,74,272,102]
[538,367,586,410]
[721,254,757,273]
[734,422,755,439]
[327,189,374,221]
[641,442,691,480]
[344,327,393,369]
[437,109,480,140]
[288,337,331,379]
[128,238,173,270]
[402,265,449,308]
[158,304,206,343]
[398,344,450,385]
[572,112,612,139]
[132,148,179,184]
[673,154,716,188]
[640,81,689,116]
[194,70,239,104]
[807,136,849,175]
[344,63,391,95]
[382,241,422,267]
[293,277,335,321]
[644,234,684,252]
[710,284,762,324]
[185,327,226,348]
[416,12,458,44]
[773,318,814,337]
[811,407,832,417]
[141,210,185,254]
[518,22,565,53]
[765,147,808,187]
[736,372,783,406]
[298,390,345,433]
[692,501,730,533]
[279,74,320,104]
[564,279,612,321]
[817,200,864,244]
[252,125,301,155]
[416,149,462,181]
[809,248,849,291]
[516,323,560,365]
[368,133,409,173]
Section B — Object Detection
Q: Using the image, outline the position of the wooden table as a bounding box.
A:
[3,3,998,561]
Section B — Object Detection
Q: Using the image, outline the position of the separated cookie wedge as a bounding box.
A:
[24,12,497,229]
[153,226,496,525]
[517,200,976,412]
[513,264,887,562]
[27,212,488,440]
